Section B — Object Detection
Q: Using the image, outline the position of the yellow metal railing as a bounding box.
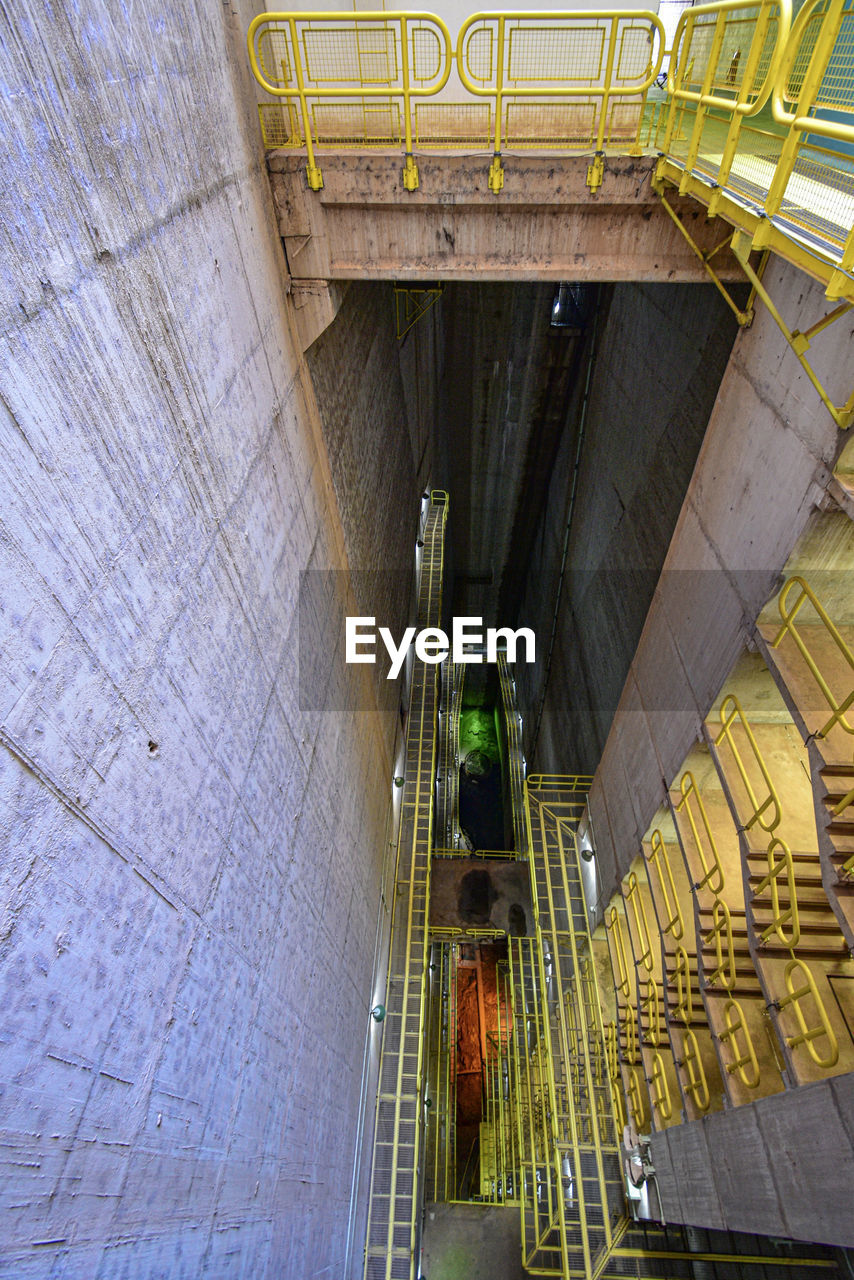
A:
[644,829,685,940]
[714,693,783,834]
[624,871,655,973]
[704,897,737,990]
[606,905,632,998]
[649,1050,673,1121]
[640,978,661,1046]
[772,574,854,814]
[772,575,854,740]
[455,9,665,190]
[680,1027,712,1112]
[775,956,840,1069]
[675,770,726,895]
[249,3,854,315]
[248,10,453,188]
[248,8,664,194]
[718,997,762,1087]
[670,944,695,1024]
[752,835,801,947]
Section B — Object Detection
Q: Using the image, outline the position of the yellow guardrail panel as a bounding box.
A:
[675,770,726,896]
[606,904,632,998]
[718,997,761,1087]
[624,871,655,973]
[704,897,737,991]
[670,943,695,1024]
[644,829,685,940]
[681,1027,712,1112]
[456,9,664,187]
[714,693,783,834]
[776,956,840,1069]
[772,574,854,742]
[650,1050,673,1121]
[752,835,801,947]
[248,10,453,187]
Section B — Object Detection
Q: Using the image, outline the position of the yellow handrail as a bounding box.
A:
[650,1051,673,1120]
[644,829,685,940]
[704,897,736,991]
[456,10,665,190]
[665,0,789,117]
[670,944,694,1024]
[752,835,801,947]
[718,997,761,1087]
[676,771,726,895]
[606,905,632,998]
[776,957,840,1069]
[771,575,854,741]
[714,693,783,834]
[622,999,639,1063]
[641,978,661,1046]
[680,1027,711,1111]
[624,871,655,973]
[247,11,453,188]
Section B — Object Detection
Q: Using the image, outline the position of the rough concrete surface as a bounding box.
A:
[0,3,416,1276]
[421,1203,528,1279]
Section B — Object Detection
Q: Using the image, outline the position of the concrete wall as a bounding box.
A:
[651,1075,854,1248]
[0,5,413,1276]
[516,280,743,777]
[575,258,853,1244]
[582,258,845,913]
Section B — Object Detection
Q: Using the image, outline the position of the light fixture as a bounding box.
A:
[371,1004,386,1022]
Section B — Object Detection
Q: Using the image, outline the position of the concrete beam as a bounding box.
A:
[267,153,749,283]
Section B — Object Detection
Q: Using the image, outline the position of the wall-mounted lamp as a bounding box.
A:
[371,1004,386,1022]
[394,776,405,788]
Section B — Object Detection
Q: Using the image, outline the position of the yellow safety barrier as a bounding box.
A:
[752,835,801,947]
[772,575,854,812]
[606,905,632,997]
[644,829,685,940]
[455,9,665,190]
[650,1050,673,1120]
[641,978,661,1046]
[626,1066,647,1127]
[776,956,840,1069]
[249,4,854,322]
[718,998,761,1087]
[624,871,655,972]
[622,999,639,1063]
[675,771,726,895]
[247,10,453,188]
[680,1027,712,1111]
[772,575,854,739]
[525,773,594,790]
[660,0,790,187]
[714,693,783,833]
[704,897,737,990]
[670,944,694,1024]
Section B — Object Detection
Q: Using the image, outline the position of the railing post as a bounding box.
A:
[288,16,323,190]
[399,15,419,191]
[588,15,619,192]
[489,15,506,193]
